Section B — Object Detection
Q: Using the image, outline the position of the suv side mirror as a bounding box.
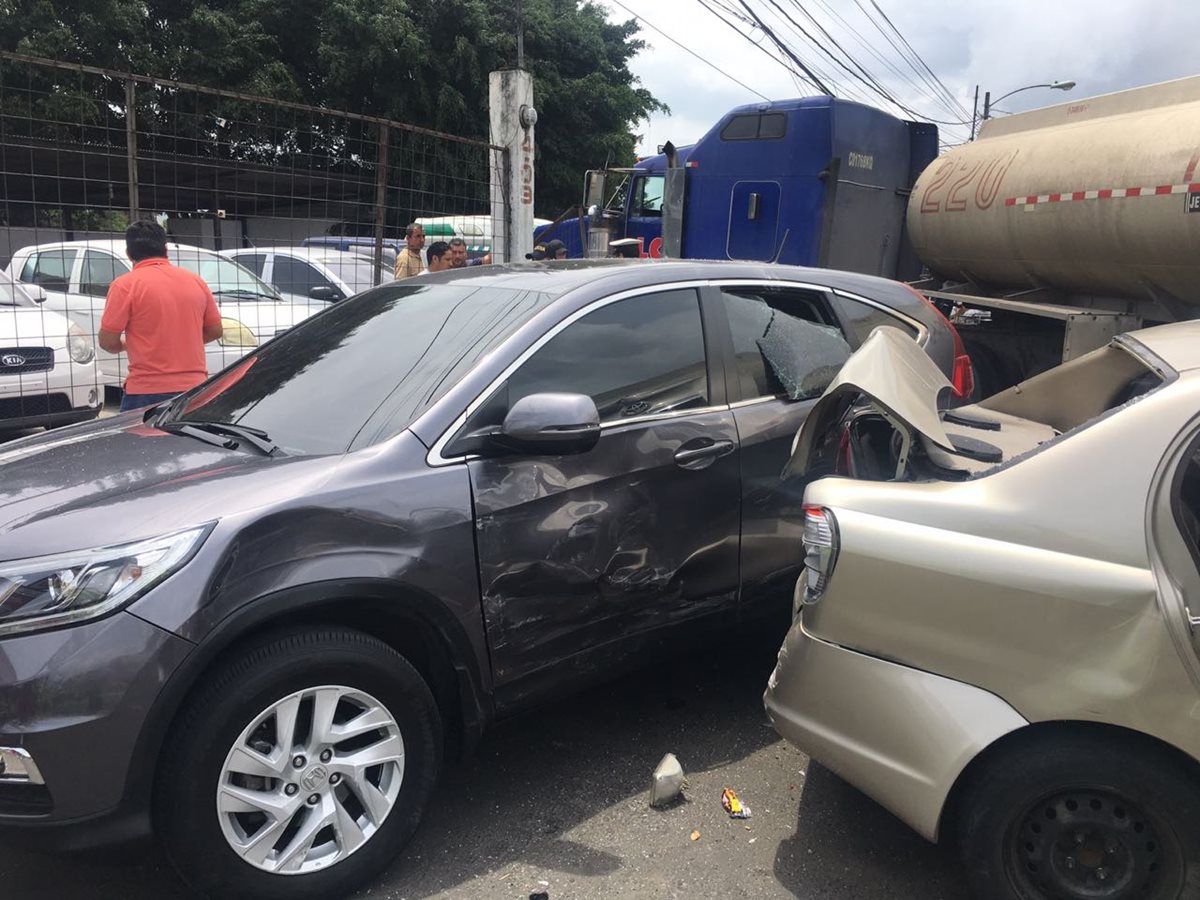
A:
[494,392,600,455]
[309,285,342,302]
[26,284,47,303]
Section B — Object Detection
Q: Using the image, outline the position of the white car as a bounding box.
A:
[6,241,315,391]
[0,271,102,430]
[220,246,383,308]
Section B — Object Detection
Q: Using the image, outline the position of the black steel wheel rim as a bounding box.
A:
[1006,788,1180,900]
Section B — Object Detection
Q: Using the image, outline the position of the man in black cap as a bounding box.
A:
[526,238,568,261]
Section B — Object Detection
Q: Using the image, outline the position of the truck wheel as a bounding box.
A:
[156,628,442,899]
[958,734,1200,900]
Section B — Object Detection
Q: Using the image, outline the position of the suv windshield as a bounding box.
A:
[165,281,554,455]
[168,248,280,299]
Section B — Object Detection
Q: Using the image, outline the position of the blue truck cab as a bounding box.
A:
[538,96,937,280]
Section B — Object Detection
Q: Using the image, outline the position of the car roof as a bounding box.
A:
[228,246,376,264]
[410,257,927,300]
[13,239,223,257]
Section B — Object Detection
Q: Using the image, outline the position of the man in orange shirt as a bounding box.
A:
[99,221,224,411]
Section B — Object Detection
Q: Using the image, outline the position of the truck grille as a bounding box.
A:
[0,346,54,374]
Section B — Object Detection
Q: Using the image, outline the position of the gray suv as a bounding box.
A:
[0,260,960,898]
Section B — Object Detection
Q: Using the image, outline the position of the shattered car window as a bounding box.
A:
[722,291,852,400]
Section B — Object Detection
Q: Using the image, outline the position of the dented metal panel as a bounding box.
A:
[469,410,741,711]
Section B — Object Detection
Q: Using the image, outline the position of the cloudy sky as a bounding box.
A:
[597,0,1200,154]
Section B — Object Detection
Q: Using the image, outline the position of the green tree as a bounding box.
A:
[0,0,665,216]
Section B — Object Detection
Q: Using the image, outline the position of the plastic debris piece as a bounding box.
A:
[649,753,687,807]
[722,788,752,819]
[530,893,550,900]
[690,830,701,841]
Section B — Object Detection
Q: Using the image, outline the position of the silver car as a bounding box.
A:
[222,246,384,308]
[765,322,1200,900]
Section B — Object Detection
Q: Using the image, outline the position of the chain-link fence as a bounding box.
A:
[0,51,508,431]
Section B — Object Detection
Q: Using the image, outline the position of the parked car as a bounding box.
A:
[0,271,101,430]
[765,322,1200,900]
[6,241,315,391]
[221,247,383,308]
[0,261,966,898]
[300,236,403,272]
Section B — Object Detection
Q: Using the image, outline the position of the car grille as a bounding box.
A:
[0,346,54,374]
[0,394,72,419]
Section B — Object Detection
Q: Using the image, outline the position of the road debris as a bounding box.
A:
[721,788,752,819]
[649,752,687,807]
[529,893,549,900]
[690,830,701,841]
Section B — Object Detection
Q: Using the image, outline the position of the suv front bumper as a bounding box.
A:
[0,611,193,845]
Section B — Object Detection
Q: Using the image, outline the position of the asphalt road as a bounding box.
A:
[0,627,972,900]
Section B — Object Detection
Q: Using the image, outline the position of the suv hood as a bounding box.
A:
[0,304,74,347]
[0,414,340,560]
[783,325,1057,480]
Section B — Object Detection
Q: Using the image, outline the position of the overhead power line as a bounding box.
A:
[690,0,972,142]
[605,0,772,102]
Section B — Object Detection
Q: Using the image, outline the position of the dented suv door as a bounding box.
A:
[467,287,741,712]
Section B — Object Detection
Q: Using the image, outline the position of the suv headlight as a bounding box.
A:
[0,525,211,637]
[219,318,258,348]
[67,323,95,364]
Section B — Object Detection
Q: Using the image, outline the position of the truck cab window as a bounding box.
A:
[721,287,850,401]
[720,113,788,141]
[630,176,665,217]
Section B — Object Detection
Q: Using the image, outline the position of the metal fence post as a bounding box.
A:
[125,78,139,222]
[373,124,389,285]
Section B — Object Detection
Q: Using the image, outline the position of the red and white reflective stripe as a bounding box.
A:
[1005,183,1200,207]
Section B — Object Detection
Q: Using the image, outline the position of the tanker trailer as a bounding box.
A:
[907,75,1200,395]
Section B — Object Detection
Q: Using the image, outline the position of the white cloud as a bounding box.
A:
[599,0,1200,154]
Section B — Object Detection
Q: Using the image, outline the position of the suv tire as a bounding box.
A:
[958,732,1200,900]
[156,628,442,899]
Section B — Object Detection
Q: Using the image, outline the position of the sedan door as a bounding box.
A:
[457,287,740,712]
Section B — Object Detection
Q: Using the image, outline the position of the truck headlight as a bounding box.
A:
[67,323,94,364]
[0,525,211,637]
[219,318,258,348]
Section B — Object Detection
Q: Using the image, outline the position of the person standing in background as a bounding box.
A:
[98,221,223,412]
[448,237,492,268]
[423,241,452,274]
[394,224,426,279]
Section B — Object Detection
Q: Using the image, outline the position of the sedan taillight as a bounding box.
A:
[799,505,839,608]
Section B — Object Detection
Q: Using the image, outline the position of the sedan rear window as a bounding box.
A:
[166,282,554,455]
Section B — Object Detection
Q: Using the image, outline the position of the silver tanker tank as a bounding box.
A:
[907,76,1200,313]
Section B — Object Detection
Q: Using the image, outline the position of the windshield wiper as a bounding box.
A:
[214,288,280,301]
[160,419,282,456]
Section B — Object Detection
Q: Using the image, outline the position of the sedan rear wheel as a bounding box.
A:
[157,629,441,899]
[958,733,1200,900]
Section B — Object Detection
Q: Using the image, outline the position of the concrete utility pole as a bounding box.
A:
[489,69,535,264]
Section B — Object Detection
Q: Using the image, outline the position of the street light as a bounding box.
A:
[983,80,1076,120]
[969,80,1076,139]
